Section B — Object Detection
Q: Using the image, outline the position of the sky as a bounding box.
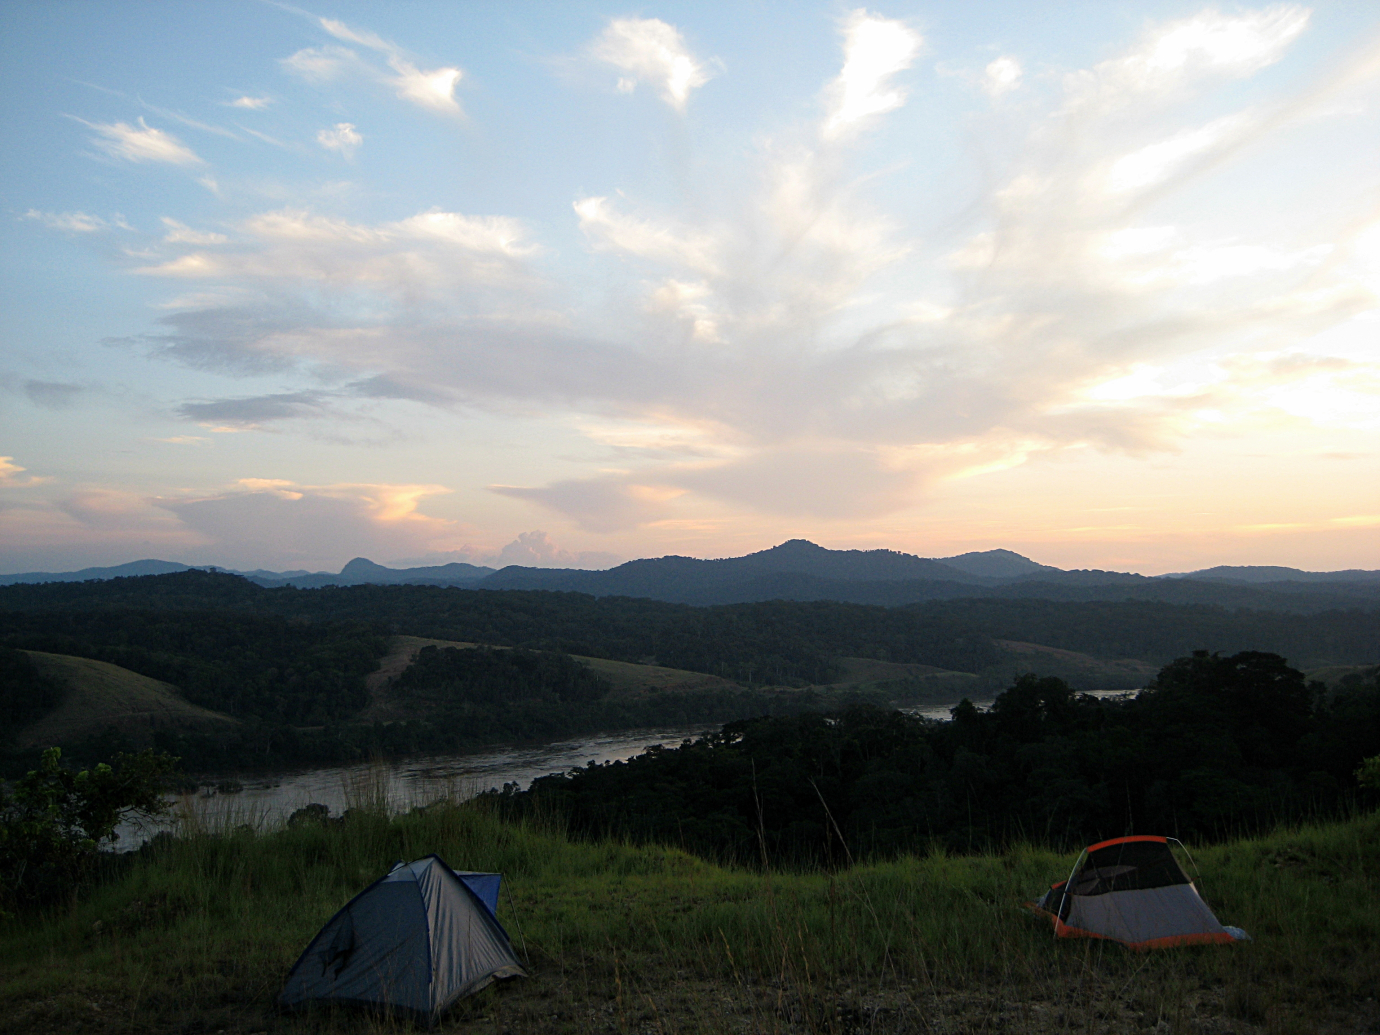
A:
[2,1,1378,575]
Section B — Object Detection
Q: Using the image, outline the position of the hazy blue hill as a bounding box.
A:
[477,540,991,598]
[1166,564,1380,584]
[733,539,985,582]
[248,557,495,588]
[0,560,191,585]
[472,544,1380,610]
[7,544,1379,608]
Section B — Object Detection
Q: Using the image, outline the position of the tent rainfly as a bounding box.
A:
[280,855,526,1022]
[1032,835,1248,950]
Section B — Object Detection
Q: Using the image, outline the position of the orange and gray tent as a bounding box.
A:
[1032,835,1246,950]
[280,855,526,1021]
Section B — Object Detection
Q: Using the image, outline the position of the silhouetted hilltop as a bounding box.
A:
[4,542,1377,610]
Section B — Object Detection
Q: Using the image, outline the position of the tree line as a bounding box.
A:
[493,654,1380,865]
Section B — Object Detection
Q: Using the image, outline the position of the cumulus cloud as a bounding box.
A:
[75,116,202,165]
[226,95,272,109]
[389,62,462,114]
[485,530,622,569]
[983,56,1021,97]
[158,480,459,570]
[821,10,920,140]
[592,17,715,111]
[316,122,362,158]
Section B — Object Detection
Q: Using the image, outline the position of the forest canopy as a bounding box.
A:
[496,654,1380,864]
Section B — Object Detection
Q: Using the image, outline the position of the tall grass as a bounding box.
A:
[1,787,1376,1034]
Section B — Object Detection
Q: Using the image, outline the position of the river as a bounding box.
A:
[114,691,1137,850]
[115,724,717,850]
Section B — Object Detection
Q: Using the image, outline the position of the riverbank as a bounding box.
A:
[3,798,1377,1034]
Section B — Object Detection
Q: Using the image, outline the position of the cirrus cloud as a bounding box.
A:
[74,116,202,165]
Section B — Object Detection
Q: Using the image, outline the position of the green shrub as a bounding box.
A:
[0,746,177,914]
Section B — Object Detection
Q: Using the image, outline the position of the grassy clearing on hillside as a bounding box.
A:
[1,796,1376,1035]
[15,651,238,749]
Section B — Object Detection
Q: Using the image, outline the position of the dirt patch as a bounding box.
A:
[360,635,479,721]
[360,636,742,720]
[579,657,741,699]
[990,642,1158,690]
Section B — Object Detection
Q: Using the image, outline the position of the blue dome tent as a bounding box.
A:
[280,855,526,1022]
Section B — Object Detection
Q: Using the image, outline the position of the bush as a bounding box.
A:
[0,746,178,914]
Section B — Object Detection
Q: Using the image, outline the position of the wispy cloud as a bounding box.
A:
[280,44,359,83]
[0,457,51,488]
[591,17,715,111]
[226,95,272,110]
[161,218,227,245]
[284,16,465,115]
[138,102,241,140]
[73,116,203,165]
[1061,4,1310,114]
[23,209,124,232]
[23,381,84,409]
[178,390,338,429]
[316,122,362,158]
[110,7,1380,535]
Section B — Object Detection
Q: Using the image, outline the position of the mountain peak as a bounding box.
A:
[937,549,1054,579]
[339,557,390,576]
[756,539,827,556]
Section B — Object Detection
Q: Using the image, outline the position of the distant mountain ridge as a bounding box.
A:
[3,543,1378,611]
[1160,564,1380,584]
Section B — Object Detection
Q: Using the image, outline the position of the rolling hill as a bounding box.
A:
[10,651,239,749]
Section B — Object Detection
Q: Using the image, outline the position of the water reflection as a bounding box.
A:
[117,690,1141,850]
[115,725,714,850]
[902,688,1134,722]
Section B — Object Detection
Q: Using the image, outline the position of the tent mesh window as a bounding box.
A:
[1072,841,1189,896]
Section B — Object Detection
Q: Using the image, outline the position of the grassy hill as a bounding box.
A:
[1,799,1375,1034]
[362,635,743,722]
[10,651,238,750]
[11,636,1152,748]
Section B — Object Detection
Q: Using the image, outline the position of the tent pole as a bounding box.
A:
[503,877,530,965]
[1056,849,1085,936]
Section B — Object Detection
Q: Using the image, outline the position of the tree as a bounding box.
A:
[1358,755,1380,791]
[0,746,178,914]
[1137,650,1311,767]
